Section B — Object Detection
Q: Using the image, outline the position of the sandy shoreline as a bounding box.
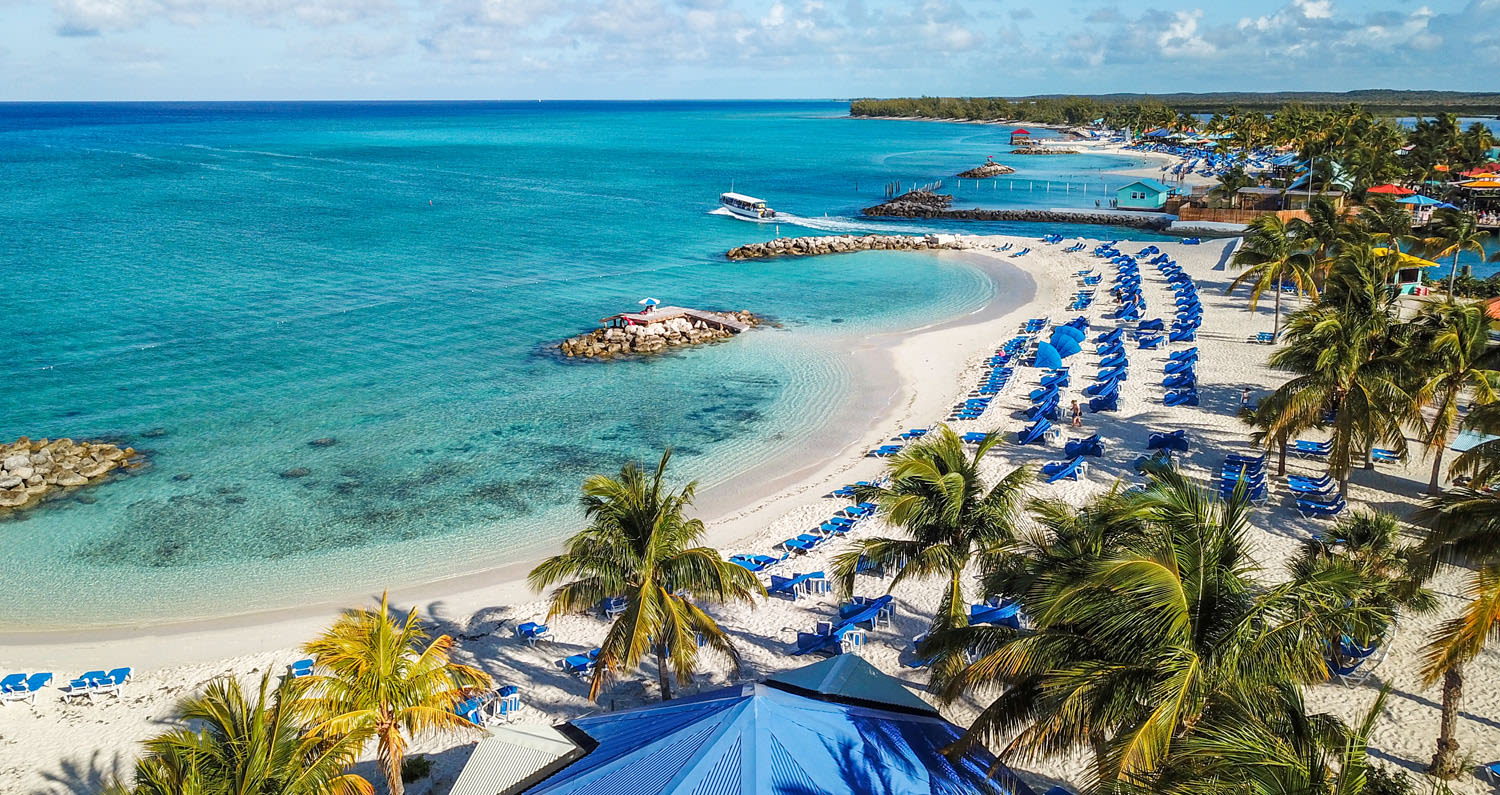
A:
[5,234,1497,795]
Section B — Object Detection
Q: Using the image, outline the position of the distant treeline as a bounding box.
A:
[850,91,1500,125]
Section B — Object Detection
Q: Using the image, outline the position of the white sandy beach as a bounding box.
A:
[3,235,1497,795]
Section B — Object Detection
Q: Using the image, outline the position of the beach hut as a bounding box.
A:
[458,656,1036,794]
[1115,179,1172,210]
[1010,128,1034,146]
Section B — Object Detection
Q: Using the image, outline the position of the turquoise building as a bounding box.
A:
[1116,179,1172,210]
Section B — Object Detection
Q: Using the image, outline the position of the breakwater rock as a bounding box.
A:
[860,191,1172,230]
[957,162,1015,178]
[1,437,141,509]
[559,310,762,359]
[1011,147,1079,155]
[725,233,971,260]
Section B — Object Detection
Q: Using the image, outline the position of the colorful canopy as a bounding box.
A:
[1397,195,1447,206]
[1459,179,1500,189]
[1367,184,1415,196]
[516,656,1036,795]
[1371,247,1442,268]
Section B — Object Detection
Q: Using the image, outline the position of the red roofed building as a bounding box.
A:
[1010,128,1034,146]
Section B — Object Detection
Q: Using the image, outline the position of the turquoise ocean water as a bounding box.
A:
[0,101,1169,629]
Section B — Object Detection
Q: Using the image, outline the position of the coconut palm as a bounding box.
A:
[1356,195,1416,252]
[114,671,371,795]
[923,471,1366,786]
[1228,213,1317,338]
[831,426,1030,659]
[296,594,490,795]
[1408,299,1500,492]
[1292,196,1355,280]
[1421,208,1492,294]
[1262,245,1418,494]
[1153,683,1391,795]
[529,449,762,702]
[1414,489,1500,777]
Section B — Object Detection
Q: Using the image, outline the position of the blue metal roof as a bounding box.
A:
[521,658,1035,795]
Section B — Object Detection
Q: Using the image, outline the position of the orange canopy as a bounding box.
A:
[1368,184,1415,195]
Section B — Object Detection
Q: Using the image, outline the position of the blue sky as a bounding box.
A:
[1,0,1497,100]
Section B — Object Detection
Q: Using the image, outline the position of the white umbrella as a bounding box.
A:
[638,298,660,306]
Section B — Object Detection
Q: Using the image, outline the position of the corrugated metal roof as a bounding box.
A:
[449,725,581,795]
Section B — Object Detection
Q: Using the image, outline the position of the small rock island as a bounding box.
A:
[1,437,140,509]
[559,306,763,359]
[957,160,1015,178]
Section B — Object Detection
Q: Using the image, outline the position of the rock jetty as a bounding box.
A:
[726,233,971,260]
[861,190,1172,230]
[1011,147,1079,155]
[0,437,140,509]
[559,310,762,359]
[957,162,1015,178]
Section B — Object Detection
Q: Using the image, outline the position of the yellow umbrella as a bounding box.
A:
[1371,247,1441,268]
[1459,179,1500,188]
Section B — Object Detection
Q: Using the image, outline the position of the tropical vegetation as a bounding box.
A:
[529,448,763,701]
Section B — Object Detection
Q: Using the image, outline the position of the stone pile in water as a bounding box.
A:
[559,311,762,359]
[0,437,140,509]
[726,233,970,260]
[957,162,1015,178]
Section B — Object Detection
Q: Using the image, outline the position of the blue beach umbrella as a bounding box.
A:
[1053,324,1086,343]
[1034,342,1064,369]
[1397,195,1444,206]
[638,297,660,306]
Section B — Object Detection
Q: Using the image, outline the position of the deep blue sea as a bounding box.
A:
[0,101,1171,628]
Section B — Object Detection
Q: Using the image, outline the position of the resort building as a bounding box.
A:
[1115,179,1173,210]
[1009,128,1033,146]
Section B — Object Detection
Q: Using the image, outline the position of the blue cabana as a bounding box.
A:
[512,656,1036,794]
[1034,341,1063,369]
[1051,335,1081,358]
[1052,325,1085,343]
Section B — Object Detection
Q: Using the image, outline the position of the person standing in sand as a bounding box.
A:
[1070,400,1083,427]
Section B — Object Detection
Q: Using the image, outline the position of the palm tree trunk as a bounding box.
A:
[1428,666,1465,778]
[381,731,405,795]
[1339,470,1350,498]
[1449,252,1461,295]
[656,642,674,701]
[1363,447,1374,471]
[1428,446,1446,494]
[1272,283,1282,339]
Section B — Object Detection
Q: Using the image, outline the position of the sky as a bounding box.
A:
[0,0,1497,101]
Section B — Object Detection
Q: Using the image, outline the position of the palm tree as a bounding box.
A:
[831,426,1030,660]
[1288,511,1436,631]
[924,471,1368,786]
[529,449,762,702]
[1409,299,1500,492]
[1228,213,1317,338]
[1421,208,1492,294]
[1262,245,1418,494]
[1414,489,1500,777]
[1356,195,1416,252]
[297,594,490,795]
[1292,196,1354,281]
[115,672,371,795]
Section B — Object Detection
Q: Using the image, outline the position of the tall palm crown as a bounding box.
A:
[832,426,1030,645]
[924,472,1379,789]
[1408,299,1500,493]
[1263,245,1417,494]
[297,594,490,795]
[115,672,371,795]
[1421,208,1492,294]
[1228,213,1317,338]
[1291,196,1355,281]
[529,449,762,702]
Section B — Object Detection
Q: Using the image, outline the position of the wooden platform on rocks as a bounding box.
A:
[601,307,751,333]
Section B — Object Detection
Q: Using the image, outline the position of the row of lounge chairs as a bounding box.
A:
[0,668,132,705]
[455,684,522,725]
[1040,233,1064,244]
[794,595,894,656]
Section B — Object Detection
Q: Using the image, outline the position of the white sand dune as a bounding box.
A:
[2,236,1496,795]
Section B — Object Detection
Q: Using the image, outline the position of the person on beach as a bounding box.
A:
[1242,387,1252,408]
[1070,400,1083,427]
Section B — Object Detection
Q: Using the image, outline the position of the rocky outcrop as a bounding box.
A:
[957,162,1015,178]
[0,437,142,510]
[559,311,762,360]
[726,232,971,260]
[860,191,1173,230]
[1011,147,1079,155]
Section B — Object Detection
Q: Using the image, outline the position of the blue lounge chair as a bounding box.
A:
[1017,419,1053,446]
[1163,389,1198,407]
[1064,434,1104,457]
[868,444,903,457]
[1163,373,1196,390]
[1169,347,1198,361]
[794,622,865,657]
[1254,331,1277,344]
[896,428,929,440]
[1042,456,1087,482]
[1089,394,1119,412]
[777,536,818,555]
[1163,358,1196,375]
[730,553,786,572]
[516,622,550,646]
[0,673,53,706]
[770,571,827,601]
[1297,496,1348,519]
[1372,448,1403,464]
[1148,430,1189,452]
[968,600,1022,628]
[287,659,314,678]
[1083,379,1119,398]
[1288,474,1334,495]
[1169,328,1196,343]
[1138,334,1163,350]
[1479,762,1500,786]
[1030,385,1059,402]
[1134,450,1174,472]
[600,597,628,620]
[559,649,600,678]
[1138,318,1164,331]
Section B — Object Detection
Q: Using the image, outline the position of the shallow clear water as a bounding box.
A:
[0,101,1165,628]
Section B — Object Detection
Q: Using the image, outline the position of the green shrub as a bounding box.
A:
[402,755,432,784]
